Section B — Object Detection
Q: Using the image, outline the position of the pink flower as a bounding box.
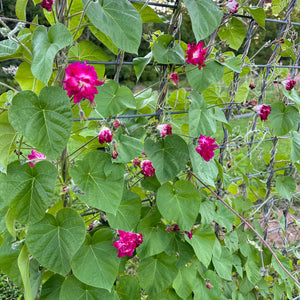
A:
[63,61,104,104]
[226,0,239,14]
[184,229,194,240]
[28,150,46,168]
[157,124,172,138]
[41,0,54,11]
[185,42,207,70]
[98,127,113,144]
[113,120,121,129]
[170,72,179,84]
[196,135,218,162]
[249,82,255,90]
[133,158,140,166]
[206,283,212,289]
[141,160,155,177]
[112,230,143,258]
[111,150,118,159]
[282,79,296,91]
[253,105,271,121]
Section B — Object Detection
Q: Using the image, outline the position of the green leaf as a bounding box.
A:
[132,3,163,23]
[144,135,189,183]
[218,17,246,50]
[269,103,300,136]
[94,81,136,118]
[212,247,232,281]
[214,202,236,231]
[220,57,242,73]
[60,275,118,300]
[69,40,110,79]
[72,229,119,290]
[9,87,73,159]
[106,190,141,232]
[244,7,266,28]
[16,0,28,21]
[18,244,33,300]
[82,0,142,54]
[152,35,185,64]
[245,260,261,285]
[189,91,216,136]
[0,161,57,224]
[15,62,45,94]
[116,276,140,300]
[183,0,223,41]
[283,88,300,105]
[138,253,177,296]
[186,61,224,93]
[70,151,125,214]
[26,208,86,276]
[0,33,30,59]
[113,130,144,164]
[133,52,152,81]
[188,225,216,268]
[40,274,65,300]
[272,0,288,15]
[276,176,296,200]
[0,112,17,171]
[291,131,300,162]
[157,181,201,231]
[31,24,73,84]
[167,88,188,112]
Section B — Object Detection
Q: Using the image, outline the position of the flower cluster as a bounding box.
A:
[133,158,141,166]
[141,160,155,177]
[282,79,296,91]
[157,124,172,138]
[28,150,46,168]
[253,104,271,122]
[185,42,207,70]
[2,65,18,76]
[41,0,54,12]
[170,72,179,84]
[98,127,113,144]
[63,61,104,104]
[225,0,239,14]
[196,135,218,162]
[112,230,143,258]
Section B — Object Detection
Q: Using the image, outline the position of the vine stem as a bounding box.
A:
[188,170,300,288]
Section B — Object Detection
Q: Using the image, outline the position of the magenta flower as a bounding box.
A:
[170,72,179,84]
[113,120,121,129]
[226,0,239,14]
[249,82,255,90]
[157,124,172,138]
[112,230,143,258]
[111,150,118,159]
[133,158,141,166]
[41,0,54,11]
[98,127,113,144]
[28,150,46,168]
[63,61,104,104]
[141,160,155,177]
[253,104,271,122]
[206,283,212,290]
[282,79,296,91]
[184,229,194,240]
[196,135,218,162]
[185,42,207,70]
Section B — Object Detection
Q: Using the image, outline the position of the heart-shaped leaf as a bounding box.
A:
[157,181,202,231]
[9,87,73,159]
[144,135,189,183]
[70,151,125,214]
[0,160,57,224]
[82,0,142,54]
[26,208,86,276]
[31,24,73,84]
[72,229,119,290]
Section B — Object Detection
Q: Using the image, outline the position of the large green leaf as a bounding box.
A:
[218,17,246,51]
[157,181,201,231]
[82,0,142,54]
[133,52,152,81]
[26,208,86,276]
[183,0,223,41]
[94,81,136,118]
[0,161,57,224]
[16,0,28,20]
[132,3,163,23]
[40,274,65,300]
[276,176,296,200]
[9,87,73,159]
[144,135,189,183]
[152,35,185,64]
[0,33,30,60]
[72,229,119,290]
[138,253,177,296]
[212,246,232,281]
[31,24,73,84]
[186,61,224,93]
[245,260,261,285]
[291,131,300,162]
[18,245,33,300]
[59,275,118,300]
[70,151,125,214]
[0,113,17,171]
[106,190,141,231]
[269,103,300,136]
[244,7,266,28]
[116,275,141,300]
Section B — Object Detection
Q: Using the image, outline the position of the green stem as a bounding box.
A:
[67,136,98,158]
[0,81,19,92]
[72,0,92,38]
